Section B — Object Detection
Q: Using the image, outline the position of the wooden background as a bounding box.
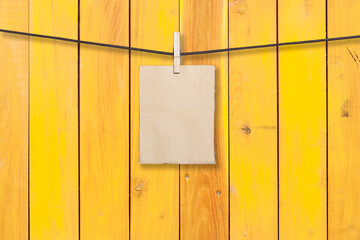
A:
[0,0,359,239]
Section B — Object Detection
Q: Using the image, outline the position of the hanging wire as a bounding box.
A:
[0,29,173,55]
[1,28,360,56]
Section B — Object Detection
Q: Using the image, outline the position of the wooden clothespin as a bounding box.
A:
[173,32,180,74]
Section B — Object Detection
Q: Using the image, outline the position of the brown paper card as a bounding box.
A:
[139,65,215,164]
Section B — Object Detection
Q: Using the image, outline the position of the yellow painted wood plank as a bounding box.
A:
[0,0,28,239]
[130,1,179,239]
[179,0,228,239]
[80,0,129,239]
[278,0,327,239]
[328,1,360,239]
[229,0,277,239]
[29,0,78,238]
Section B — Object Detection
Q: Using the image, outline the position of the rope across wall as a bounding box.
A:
[1,28,360,56]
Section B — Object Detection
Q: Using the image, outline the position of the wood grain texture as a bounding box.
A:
[130,0,179,239]
[278,0,327,239]
[328,0,360,239]
[2,1,360,239]
[229,0,278,239]
[29,0,78,238]
[179,0,228,239]
[80,0,129,239]
[0,0,28,239]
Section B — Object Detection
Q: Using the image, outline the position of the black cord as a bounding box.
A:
[183,34,360,55]
[2,28,360,56]
[0,29,173,55]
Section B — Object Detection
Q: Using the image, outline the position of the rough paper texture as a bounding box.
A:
[139,65,215,164]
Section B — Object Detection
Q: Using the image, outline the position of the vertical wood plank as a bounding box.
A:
[229,0,278,239]
[29,0,78,238]
[180,0,228,239]
[278,0,327,239]
[80,0,129,239]
[328,0,360,239]
[0,0,28,239]
[130,0,179,239]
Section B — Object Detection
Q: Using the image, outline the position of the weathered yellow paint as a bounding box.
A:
[229,0,277,239]
[0,0,28,239]
[80,0,129,239]
[29,0,78,238]
[130,0,179,239]
[328,0,360,239]
[180,0,228,239]
[278,0,327,239]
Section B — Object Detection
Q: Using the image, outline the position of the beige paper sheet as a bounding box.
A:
[139,65,215,164]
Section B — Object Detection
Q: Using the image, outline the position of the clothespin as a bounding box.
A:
[173,32,180,74]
